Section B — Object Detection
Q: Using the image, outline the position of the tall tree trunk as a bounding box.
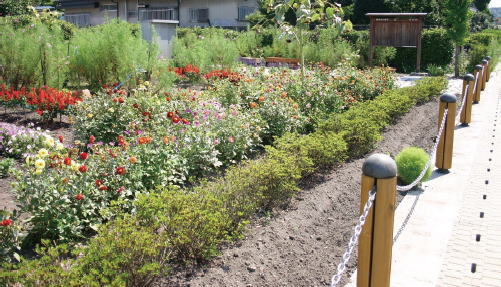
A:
[454,45,460,78]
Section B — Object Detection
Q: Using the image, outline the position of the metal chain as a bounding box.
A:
[331,187,376,287]
[393,193,421,244]
[396,109,448,191]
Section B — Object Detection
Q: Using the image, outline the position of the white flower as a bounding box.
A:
[55,142,64,151]
[38,148,49,158]
[44,135,55,147]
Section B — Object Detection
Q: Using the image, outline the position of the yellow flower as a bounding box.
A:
[25,156,32,165]
[35,159,45,169]
[87,113,93,118]
[35,168,43,175]
[38,148,49,158]
[108,108,114,113]
[144,81,150,87]
[74,140,81,146]
[55,142,64,151]
[44,136,55,147]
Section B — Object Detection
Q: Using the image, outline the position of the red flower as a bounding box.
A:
[172,116,180,124]
[0,219,13,227]
[117,135,125,146]
[79,152,88,160]
[58,135,64,143]
[166,97,171,101]
[118,97,124,103]
[89,135,95,144]
[167,111,174,118]
[115,166,126,175]
[99,185,108,191]
[95,179,103,187]
[64,157,72,166]
[182,118,190,125]
[133,103,139,109]
[79,165,88,173]
[75,193,85,201]
[117,186,125,193]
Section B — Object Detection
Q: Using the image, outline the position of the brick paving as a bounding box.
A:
[436,68,501,287]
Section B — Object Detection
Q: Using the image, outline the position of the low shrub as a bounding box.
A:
[390,29,454,73]
[341,30,396,68]
[0,158,15,178]
[395,147,432,185]
[466,30,501,72]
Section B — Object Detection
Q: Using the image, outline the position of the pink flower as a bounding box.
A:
[213,138,220,145]
[228,136,235,143]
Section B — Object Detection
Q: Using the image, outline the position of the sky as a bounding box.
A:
[490,0,501,8]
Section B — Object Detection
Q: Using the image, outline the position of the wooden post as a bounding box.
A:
[436,94,457,171]
[358,154,397,287]
[368,16,374,67]
[473,64,483,104]
[481,59,488,91]
[416,17,423,73]
[485,56,492,82]
[460,74,475,126]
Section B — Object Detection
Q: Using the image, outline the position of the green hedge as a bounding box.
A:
[466,30,501,73]
[1,77,448,286]
[390,29,454,73]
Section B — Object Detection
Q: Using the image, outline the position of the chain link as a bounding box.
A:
[331,187,376,287]
[396,109,448,191]
[393,193,421,244]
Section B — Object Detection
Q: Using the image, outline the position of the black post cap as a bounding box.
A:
[362,154,397,179]
[440,93,457,103]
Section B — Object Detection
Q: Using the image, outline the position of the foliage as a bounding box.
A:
[341,30,396,68]
[466,30,501,72]
[0,210,24,264]
[0,122,54,158]
[470,10,493,32]
[445,0,472,76]
[172,31,239,73]
[69,20,154,89]
[395,147,432,185]
[426,64,450,76]
[352,0,388,24]
[3,74,446,286]
[0,158,15,178]
[383,0,448,26]
[390,29,454,73]
[0,15,70,89]
[265,0,344,77]
[303,28,359,66]
[473,0,491,11]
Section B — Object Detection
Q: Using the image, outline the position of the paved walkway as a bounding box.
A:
[346,64,501,287]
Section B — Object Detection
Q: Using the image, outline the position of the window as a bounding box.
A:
[238,6,255,21]
[101,4,117,12]
[64,14,90,27]
[190,8,209,23]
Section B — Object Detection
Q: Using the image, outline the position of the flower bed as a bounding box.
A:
[0,77,447,286]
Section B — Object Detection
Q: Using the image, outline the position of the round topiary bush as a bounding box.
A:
[395,147,432,185]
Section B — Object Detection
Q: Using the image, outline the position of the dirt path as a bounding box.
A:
[162,78,462,287]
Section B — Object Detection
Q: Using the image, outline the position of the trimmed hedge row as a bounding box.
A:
[1,77,448,287]
[466,30,501,73]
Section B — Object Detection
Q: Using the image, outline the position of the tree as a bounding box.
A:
[352,0,389,24]
[474,0,490,11]
[445,0,472,77]
[384,0,448,26]
[266,0,344,79]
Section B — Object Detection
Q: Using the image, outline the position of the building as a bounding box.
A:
[489,7,501,28]
[57,0,259,29]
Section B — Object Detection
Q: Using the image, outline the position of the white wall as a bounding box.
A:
[179,0,258,28]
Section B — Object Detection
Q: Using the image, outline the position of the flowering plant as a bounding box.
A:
[0,122,56,158]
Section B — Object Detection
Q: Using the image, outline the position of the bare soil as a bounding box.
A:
[159,95,444,287]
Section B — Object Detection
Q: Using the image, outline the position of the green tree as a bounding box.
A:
[474,0,490,11]
[266,0,344,78]
[384,0,448,26]
[445,0,472,77]
[352,0,389,24]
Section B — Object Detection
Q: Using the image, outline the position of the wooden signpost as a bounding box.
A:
[366,13,427,72]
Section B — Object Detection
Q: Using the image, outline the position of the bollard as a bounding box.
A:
[358,154,397,287]
[460,74,475,126]
[481,59,488,91]
[473,64,483,104]
[436,94,457,171]
[485,56,491,82]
